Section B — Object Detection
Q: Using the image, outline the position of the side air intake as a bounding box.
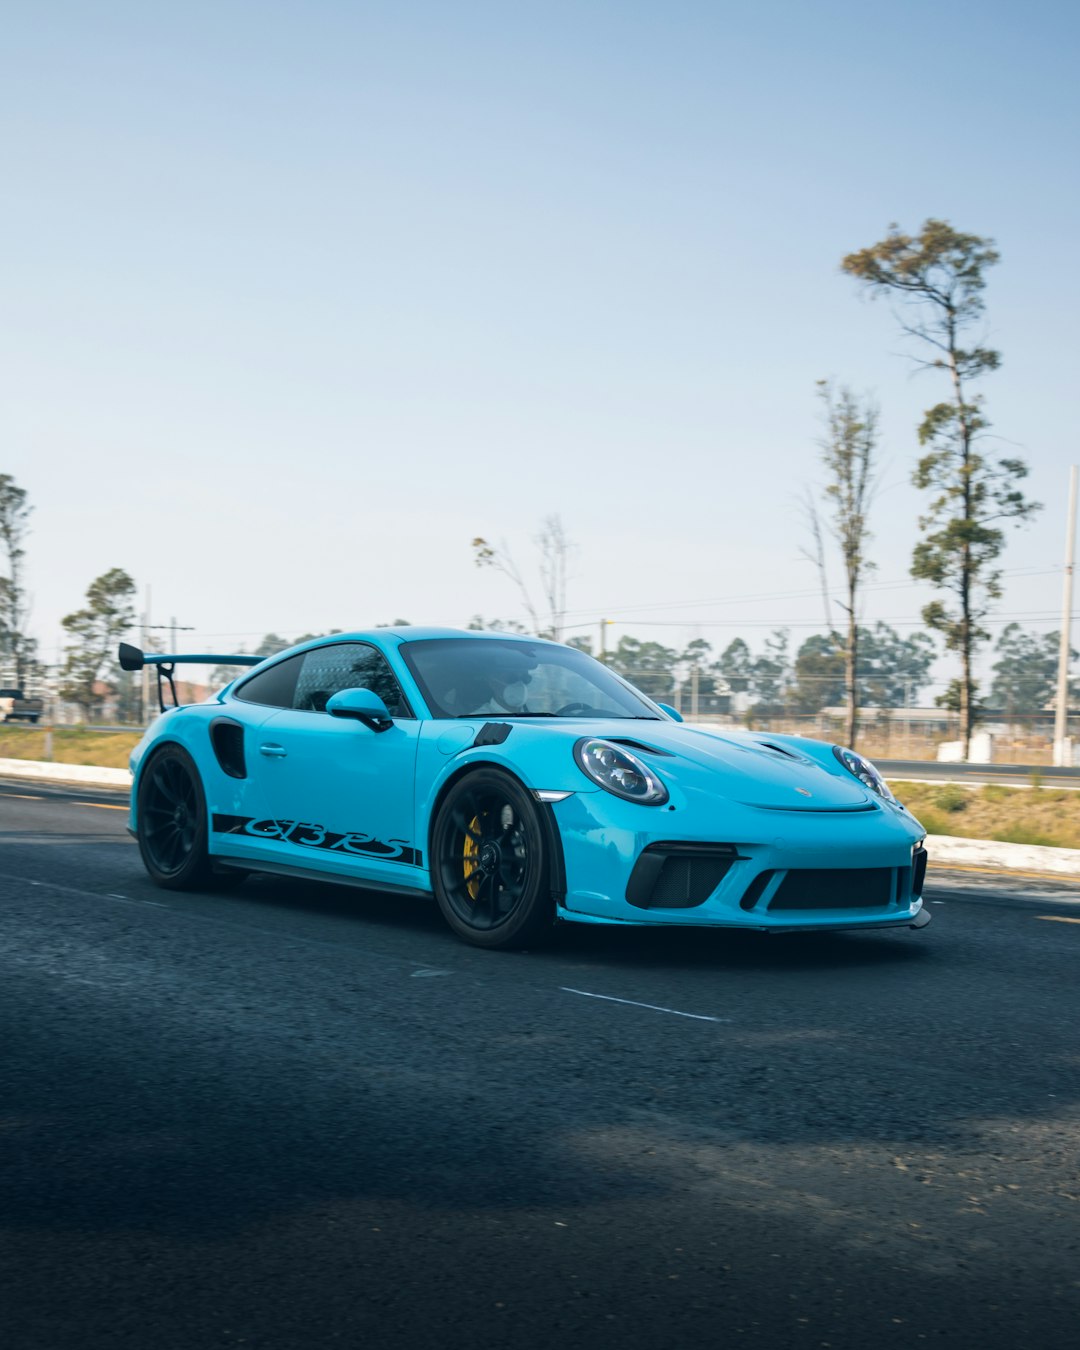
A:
[210,718,247,780]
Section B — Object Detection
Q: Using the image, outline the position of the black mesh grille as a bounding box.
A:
[626,844,737,909]
[768,867,894,911]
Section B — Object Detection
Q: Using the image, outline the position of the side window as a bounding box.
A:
[293,643,411,718]
[234,653,305,708]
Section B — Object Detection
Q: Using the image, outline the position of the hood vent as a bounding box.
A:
[607,738,674,757]
[758,742,803,761]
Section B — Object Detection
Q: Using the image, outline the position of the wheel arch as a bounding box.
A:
[132,736,204,830]
[426,760,567,902]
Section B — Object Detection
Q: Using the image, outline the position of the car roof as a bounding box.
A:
[322,627,561,647]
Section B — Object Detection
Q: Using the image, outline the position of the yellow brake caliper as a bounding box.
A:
[463,814,482,900]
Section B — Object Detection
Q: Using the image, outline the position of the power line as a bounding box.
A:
[555,565,1062,620]
[563,610,1080,630]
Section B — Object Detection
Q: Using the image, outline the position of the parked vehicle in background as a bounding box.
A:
[0,688,44,723]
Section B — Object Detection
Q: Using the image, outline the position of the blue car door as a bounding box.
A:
[243,641,426,890]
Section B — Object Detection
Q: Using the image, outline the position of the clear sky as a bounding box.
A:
[2,0,1078,687]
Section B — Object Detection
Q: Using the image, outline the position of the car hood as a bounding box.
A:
[563,719,873,811]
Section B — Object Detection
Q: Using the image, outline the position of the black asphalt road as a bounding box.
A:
[2,783,1079,1350]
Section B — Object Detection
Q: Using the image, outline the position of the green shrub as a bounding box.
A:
[933,784,969,814]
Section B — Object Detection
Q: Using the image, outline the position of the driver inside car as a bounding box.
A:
[445,657,536,716]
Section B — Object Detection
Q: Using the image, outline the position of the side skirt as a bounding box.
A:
[214,855,434,901]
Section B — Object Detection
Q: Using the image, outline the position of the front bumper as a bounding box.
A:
[551,790,928,931]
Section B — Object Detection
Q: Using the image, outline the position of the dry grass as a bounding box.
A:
[889,780,1080,850]
[0,727,141,769]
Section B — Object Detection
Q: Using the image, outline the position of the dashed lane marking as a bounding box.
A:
[2,792,45,800]
[71,801,127,811]
[1036,915,1080,925]
[560,987,731,1022]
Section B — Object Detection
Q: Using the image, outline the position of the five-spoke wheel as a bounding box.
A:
[431,769,554,949]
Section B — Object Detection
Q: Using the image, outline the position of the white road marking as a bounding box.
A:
[560,987,730,1022]
[22,877,164,907]
[1036,915,1080,925]
[411,968,450,977]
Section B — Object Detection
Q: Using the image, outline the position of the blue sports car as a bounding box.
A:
[119,628,930,949]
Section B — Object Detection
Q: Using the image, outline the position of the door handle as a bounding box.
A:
[258,743,288,758]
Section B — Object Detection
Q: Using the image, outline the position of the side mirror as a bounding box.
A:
[325,687,394,732]
[656,702,684,723]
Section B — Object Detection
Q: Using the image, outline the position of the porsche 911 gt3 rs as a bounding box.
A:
[120,628,930,949]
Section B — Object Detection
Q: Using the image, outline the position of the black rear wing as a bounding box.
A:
[118,643,263,714]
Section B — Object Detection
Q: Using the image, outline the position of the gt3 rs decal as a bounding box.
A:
[212,814,422,867]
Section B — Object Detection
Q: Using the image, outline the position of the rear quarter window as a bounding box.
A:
[234,654,304,708]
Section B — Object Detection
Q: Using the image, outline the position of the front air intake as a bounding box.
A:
[626,842,740,909]
[768,868,894,911]
[911,847,928,897]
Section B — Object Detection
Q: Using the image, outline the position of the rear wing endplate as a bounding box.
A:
[118,642,263,714]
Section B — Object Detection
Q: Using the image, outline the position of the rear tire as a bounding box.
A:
[136,744,216,890]
[430,769,555,950]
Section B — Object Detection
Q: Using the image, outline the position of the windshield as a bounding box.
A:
[400,638,664,720]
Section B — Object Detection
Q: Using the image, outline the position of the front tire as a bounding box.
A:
[136,743,216,890]
[431,769,555,950]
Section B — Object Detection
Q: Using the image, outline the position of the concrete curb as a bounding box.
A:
[924,835,1080,877]
[0,758,131,789]
[1,757,1079,879]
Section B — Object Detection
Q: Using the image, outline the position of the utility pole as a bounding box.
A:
[599,618,610,661]
[140,585,151,725]
[144,619,194,717]
[1053,465,1078,767]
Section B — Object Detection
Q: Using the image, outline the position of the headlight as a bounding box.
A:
[832,746,896,802]
[573,738,669,805]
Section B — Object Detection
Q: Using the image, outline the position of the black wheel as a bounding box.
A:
[136,743,217,890]
[430,768,555,949]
